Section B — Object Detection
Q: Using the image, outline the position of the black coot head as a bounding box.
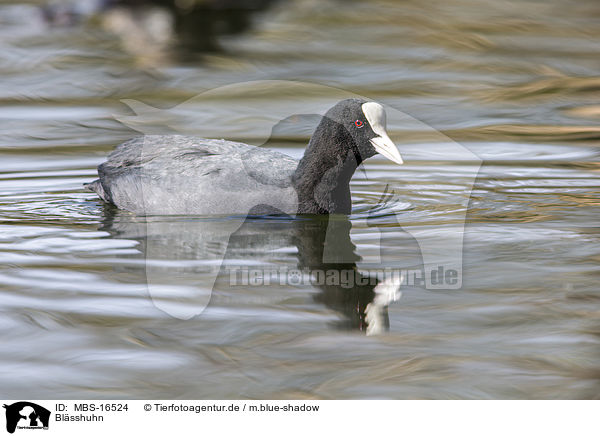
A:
[321,98,403,165]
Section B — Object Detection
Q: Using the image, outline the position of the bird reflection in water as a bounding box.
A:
[293,215,401,335]
[100,208,402,335]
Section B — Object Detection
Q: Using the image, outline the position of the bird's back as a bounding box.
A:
[86,135,299,215]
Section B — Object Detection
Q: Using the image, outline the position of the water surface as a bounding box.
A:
[0,0,599,399]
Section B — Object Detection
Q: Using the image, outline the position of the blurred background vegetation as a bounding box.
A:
[2,0,599,145]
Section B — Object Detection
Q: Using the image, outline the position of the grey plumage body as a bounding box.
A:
[86,135,299,215]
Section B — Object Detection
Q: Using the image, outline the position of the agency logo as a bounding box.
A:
[111,80,481,320]
[3,402,50,434]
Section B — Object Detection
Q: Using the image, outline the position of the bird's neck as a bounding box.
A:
[292,126,361,214]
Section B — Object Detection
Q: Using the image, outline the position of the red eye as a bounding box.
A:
[354,119,364,128]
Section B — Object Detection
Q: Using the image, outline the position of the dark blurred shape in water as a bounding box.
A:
[98,208,404,334]
[41,0,283,57]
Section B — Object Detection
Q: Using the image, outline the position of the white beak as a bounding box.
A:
[370,134,403,165]
[362,101,403,165]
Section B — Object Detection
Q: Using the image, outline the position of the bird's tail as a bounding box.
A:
[84,179,109,202]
